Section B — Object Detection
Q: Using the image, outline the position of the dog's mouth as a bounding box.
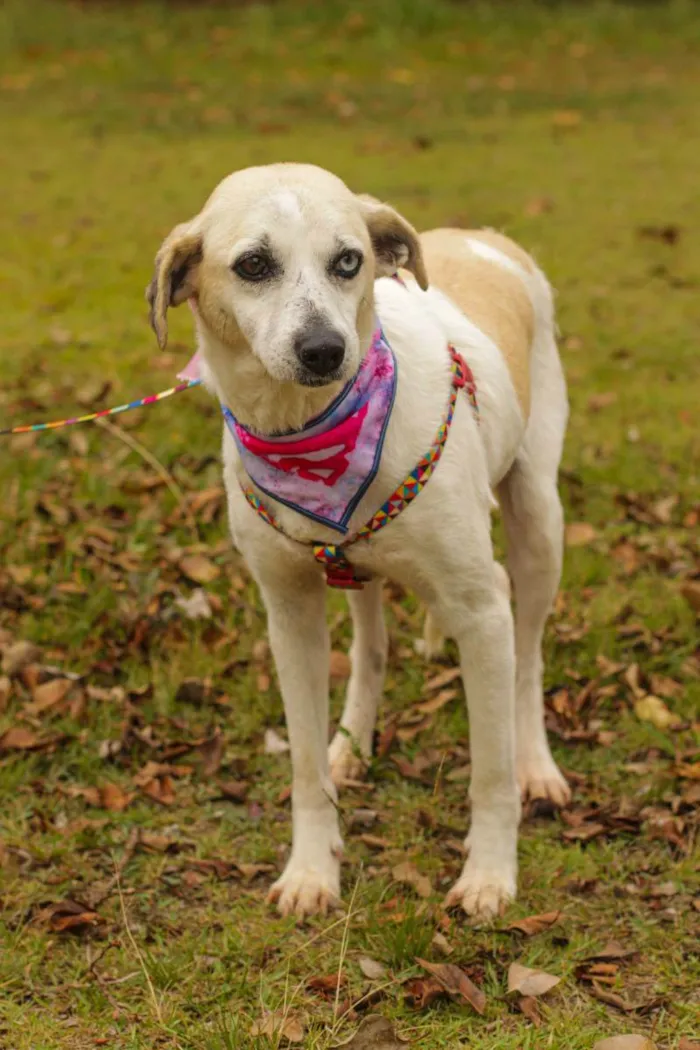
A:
[294,367,346,389]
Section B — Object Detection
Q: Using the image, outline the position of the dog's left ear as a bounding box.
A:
[146,221,203,349]
[357,194,428,290]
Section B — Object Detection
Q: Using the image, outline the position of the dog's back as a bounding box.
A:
[417,228,536,419]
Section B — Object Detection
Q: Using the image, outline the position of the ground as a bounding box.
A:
[0,1,699,1048]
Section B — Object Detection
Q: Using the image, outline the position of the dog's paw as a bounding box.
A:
[267,858,341,919]
[444,861,516,921]
[328,733,369,786]
[517,754,571,807]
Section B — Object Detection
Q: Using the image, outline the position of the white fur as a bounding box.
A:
[151,164,570,921]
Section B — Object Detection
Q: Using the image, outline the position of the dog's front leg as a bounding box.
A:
[328,577,387,785]
[259,572,343,918]
[440,568,521,920]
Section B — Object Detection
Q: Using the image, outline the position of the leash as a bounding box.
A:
[0,378,202,436]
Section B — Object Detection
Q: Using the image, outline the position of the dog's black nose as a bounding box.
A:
[295,326,346,377]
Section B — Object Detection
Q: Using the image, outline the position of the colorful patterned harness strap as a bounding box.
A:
[243,344,479,589]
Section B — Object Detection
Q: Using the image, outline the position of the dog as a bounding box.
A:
[147,163,570,921]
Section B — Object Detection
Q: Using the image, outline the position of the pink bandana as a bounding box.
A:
[180,327,396,535]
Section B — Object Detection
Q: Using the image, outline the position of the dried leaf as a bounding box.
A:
[507,962,561,997]
[634,695,680,730]
[680,581,700,613]
[264,728,290,754]
[215,779,249,803]
[585,941,637,962]
[27,677,72,715]
[0,675,10,712]
[552,109,582,129]
[0,726,39,750]
[2,640,40,676]
[593,1037,656,1050]
[174,588,213,620]
[198,727,224,777]
[34,899,103,935]
[99,782,133,812]
[331,1015,409,1049]
[392,861,432,899]
[307,973,346,997]
[422,667,461,693]
[179,554,220,584]
[415,688,458,715]
[507,910,561,936]
[358,956,387,980]
[415,959,486,1014]
[404,975,446,1010]
[565,522,597,547]
[330,650,352,679]
[517,995,542,1025]
[250,1010,305,1044]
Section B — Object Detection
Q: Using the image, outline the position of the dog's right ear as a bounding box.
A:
[146,222,203,349]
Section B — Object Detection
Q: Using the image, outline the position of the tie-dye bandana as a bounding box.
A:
[228,327,396,533]
[181,327,396,534]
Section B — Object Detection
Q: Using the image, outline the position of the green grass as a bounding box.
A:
[1,1,699,1047]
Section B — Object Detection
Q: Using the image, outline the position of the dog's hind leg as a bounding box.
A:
[497,313,571,806]
[420,563,509,660]
[329,577,387,786]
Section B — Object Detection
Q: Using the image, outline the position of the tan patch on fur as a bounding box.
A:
[419,228,535,417]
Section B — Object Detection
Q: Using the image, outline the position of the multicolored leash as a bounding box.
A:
[0,378,202,436]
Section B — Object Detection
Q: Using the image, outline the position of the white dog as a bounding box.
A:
[147,163,571,921]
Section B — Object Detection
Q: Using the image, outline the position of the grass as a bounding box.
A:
[0,1,699,1047]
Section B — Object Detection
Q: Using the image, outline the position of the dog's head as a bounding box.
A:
[146,164,427,390]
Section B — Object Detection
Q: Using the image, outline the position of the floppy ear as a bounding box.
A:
[145,222,203,349]
[357,194,428,289]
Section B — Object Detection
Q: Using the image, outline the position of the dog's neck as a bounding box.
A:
[194,322,347,436]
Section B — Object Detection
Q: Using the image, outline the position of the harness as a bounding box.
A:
[240,343,479,590]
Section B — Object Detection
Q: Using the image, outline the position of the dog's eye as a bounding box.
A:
[233,254,272,281]
[332,249,363,279]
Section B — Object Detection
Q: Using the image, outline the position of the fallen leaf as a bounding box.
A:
[330,650,352,679]
[422,667,461,693]
[0,675,10,712]
[565,522,597,547]
[415,688,458,715]
[307,973,346,997]
[34,899,103,934]
[587,391,618,411]
[331,1014,409,1049]
[507,910,561,936]
[585,942,637,962]
[358,956,387,980]
[2,640,40,676]
[392,861,432,899]
[198,728,224,777]
[517,995,542,1025]
[0,726,39,750]
[552,109,582,129]
[593,1037,656,1050]
[524,195,554,217]
[99,782,132,812]
[404,975,447,1009]
[179,554,220,584]
[634,695,680,730]
[26,677,72,716]
[174,588,213,620]
[250,1010,304,1044]
[214,779,249,803]
[679,1040,700,1050]
[562,822,606,842]
[680,581,700,613]
[507,962,561,997]
[264,728,290,754]
[415,958,486,1014]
